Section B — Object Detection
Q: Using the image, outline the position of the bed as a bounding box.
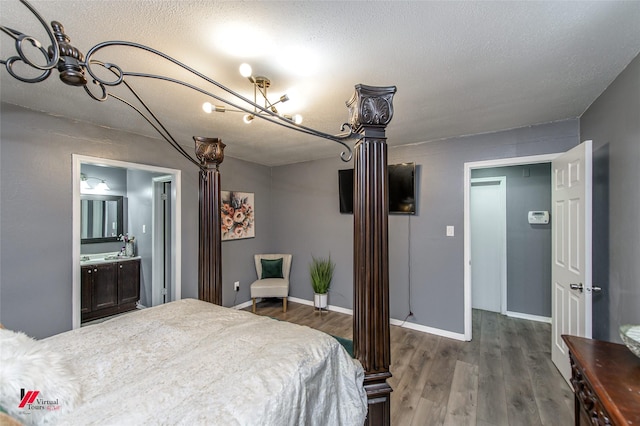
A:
[1,299,367,425]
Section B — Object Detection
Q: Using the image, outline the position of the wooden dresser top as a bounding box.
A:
[563,335,640,425]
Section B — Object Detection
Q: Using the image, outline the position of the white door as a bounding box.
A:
[551,140,593,383]
[471,177,506,313]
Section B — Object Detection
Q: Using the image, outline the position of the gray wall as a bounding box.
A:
[219,156,273,307]
[273,120,579,333]
[0,103,271,338]
[581,53,640,343]
[472,164,552,317]
[271,157,354,308]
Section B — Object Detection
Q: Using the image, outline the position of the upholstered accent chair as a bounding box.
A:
[250,254,292,313]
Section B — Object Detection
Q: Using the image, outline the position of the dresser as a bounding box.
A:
[562,335,640,425]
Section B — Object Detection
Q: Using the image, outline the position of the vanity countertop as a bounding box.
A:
[80,252,141,265]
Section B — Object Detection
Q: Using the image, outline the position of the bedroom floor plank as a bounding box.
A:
[245,301,572,425]
[443,360,479,426]
[391,333,442,425]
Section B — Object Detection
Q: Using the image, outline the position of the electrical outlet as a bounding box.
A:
[234,281,240,292]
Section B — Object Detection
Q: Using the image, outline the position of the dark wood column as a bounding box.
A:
[348,84,397,426]
[194,137,226,305]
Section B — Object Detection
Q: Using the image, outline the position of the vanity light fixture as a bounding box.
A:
[81,173,110,191]
[202,63,303,125]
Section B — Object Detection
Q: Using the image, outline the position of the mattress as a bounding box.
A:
[41,298,367,425]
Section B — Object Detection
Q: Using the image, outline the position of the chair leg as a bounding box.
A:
[283,297,287,313]
[252,298,256,313]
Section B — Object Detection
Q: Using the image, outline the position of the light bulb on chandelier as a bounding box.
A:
[202,63,302,125]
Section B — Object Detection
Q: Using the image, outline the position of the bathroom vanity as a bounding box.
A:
[81,254,141,323]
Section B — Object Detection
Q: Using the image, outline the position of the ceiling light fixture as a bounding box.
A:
[202,63,303,125]
[81,173,110,191]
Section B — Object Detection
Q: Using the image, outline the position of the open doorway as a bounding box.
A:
[470,176,506,314]
[71,154,182,329]
[463,153,560,341]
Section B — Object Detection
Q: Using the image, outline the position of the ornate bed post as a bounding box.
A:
[348,84,396,426]
[194,137,226,305]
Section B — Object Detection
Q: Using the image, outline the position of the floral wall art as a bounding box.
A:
[221,191,255,241]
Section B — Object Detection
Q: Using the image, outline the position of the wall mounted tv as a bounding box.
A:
[339,162,416,214]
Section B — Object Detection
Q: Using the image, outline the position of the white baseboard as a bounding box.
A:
[232,300,254,310]
[288,297,466,341]
[288,296,314,307]
[389,318,467,341]
[506,310,551,323]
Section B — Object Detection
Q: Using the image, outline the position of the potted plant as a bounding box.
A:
[310,255,335,310]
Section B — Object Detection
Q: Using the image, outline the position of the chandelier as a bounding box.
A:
[203,63,303,125]
[0,0,357,168]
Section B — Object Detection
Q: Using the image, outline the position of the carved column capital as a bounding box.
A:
[347,84,397,132]
[194,136,225,169]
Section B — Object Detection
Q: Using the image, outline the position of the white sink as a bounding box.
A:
[80,252,135,264]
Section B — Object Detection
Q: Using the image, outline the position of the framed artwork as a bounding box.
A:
[221,191,255,241]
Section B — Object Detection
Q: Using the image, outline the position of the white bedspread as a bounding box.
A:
[44,299,367,425]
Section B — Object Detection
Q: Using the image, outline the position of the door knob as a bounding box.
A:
[570,283,584,292]
[590,286,602,292]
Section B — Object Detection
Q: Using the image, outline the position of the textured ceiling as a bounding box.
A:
[1,1,639,166]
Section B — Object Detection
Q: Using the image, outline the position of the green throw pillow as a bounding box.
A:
[261,258,284,279]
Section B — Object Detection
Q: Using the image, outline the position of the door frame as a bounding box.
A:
[72,154,182,329]
[470,176,507,315]
[463,153,561,341]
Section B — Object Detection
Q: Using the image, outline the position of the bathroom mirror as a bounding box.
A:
[81,195,124,243]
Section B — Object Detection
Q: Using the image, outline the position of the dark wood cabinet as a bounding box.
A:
[92,263,118,310]
[118,260,140,305]
[80,266,92,314]
[562,335,640,426]
[81,258,140,323]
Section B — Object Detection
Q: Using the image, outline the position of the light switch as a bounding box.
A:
[446,226,455,237]
[142,224,146,234]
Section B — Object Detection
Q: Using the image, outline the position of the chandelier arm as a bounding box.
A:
[256,85,272,109]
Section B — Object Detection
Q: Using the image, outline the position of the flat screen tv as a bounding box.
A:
[339,162,416,214]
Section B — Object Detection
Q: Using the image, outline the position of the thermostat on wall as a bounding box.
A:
[528,211,549,224]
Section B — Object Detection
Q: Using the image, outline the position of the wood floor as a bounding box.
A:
[248,299,574,426]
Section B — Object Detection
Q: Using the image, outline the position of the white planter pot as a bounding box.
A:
[314,293,328,309]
